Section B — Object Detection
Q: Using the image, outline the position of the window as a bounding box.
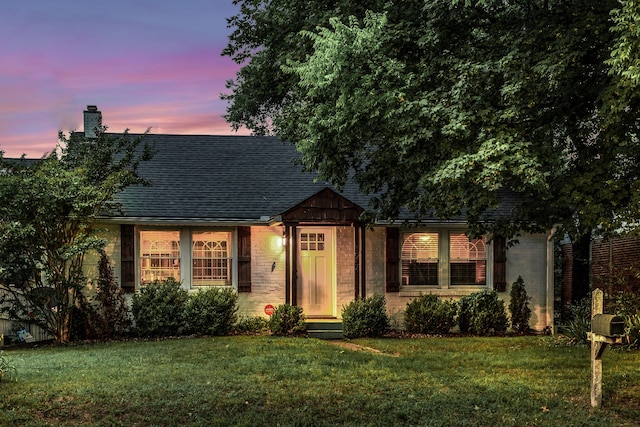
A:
[300,232,325,251]
[402,233,439,286]
[400,231,487,288]
[192,231,232,286]
[138,228,235,288]
[140,230,180,283]
[449,233,486,286]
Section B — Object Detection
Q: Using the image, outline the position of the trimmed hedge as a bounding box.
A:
[131,278,188,337]
[268,304,306,336]
[184,287,238,336]
[342,294,390,338]
[458,290,508,335]
[404,294,457,335]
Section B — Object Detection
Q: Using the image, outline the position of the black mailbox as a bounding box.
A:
[591,314,625,337]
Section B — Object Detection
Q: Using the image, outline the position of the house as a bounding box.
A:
[83,106,555,332]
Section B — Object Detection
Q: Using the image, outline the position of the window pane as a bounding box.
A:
[192,231,231,286]
[401,233,439,286]
[300,232,325,252]
[140,231,180,284]
[450,233,486,285]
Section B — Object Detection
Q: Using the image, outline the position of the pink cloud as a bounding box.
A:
[0,2,251,159]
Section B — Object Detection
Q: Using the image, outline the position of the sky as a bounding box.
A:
[0,0,250,158]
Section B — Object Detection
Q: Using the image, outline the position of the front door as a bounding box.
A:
[297,228,334,317]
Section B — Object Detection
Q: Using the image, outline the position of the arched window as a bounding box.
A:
[192,232,231,285]
[140,231,181,283]
[401,232,439,286]
[450,233,486,285]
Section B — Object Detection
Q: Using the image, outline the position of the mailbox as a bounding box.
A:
[591,314,625,337]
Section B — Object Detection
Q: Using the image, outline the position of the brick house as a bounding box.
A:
[81,107,556,332]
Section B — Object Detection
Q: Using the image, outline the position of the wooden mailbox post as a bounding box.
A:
[586,289,624,408]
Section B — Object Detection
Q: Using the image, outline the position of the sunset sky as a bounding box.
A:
[0,1,249,158]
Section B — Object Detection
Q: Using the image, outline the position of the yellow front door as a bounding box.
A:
[297,228,334,317]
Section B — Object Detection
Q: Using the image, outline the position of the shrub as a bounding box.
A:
[268,304,306,336]
[131,277,188,337]
[611,291,640,347]
[560,294,591,346]
[457,296,473,334]
[342,294,390,338]
[184,287,238,336]
[404,294,457,335]
[0,351,16,382]
[508,276,531,334]
[79,251,131,340]
[457,290,508,335]
[234,316,269,335]
[624,314,640,348]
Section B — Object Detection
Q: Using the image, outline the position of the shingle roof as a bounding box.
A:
[114,134,370,222]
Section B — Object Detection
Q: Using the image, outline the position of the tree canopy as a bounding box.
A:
[0,129,152,343]
[223,0,640,240]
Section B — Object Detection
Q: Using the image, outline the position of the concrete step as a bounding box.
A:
[306,321,343,340]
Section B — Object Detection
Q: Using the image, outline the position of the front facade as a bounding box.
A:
[83,107,554,332]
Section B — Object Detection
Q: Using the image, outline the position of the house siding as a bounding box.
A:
[237,226,286,317]
[335,226,355,315]
[503,233,550,331]
[380,229,551,331]
[83,223,122,296]
[85,223,552,332]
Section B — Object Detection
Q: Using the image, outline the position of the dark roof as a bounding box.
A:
[114,134,371,223]
[10,133,525,225]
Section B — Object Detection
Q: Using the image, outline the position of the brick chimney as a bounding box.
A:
[83,105,102,139]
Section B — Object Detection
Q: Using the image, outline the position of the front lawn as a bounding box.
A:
[1,336,638,426]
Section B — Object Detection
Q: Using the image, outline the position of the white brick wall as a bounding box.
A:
[237,226,287,318]
[90,223,552,331]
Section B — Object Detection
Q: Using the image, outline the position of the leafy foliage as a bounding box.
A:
[0,128,152,343]
[0,351,16,383]
[223,1,640,241]
[341,294,390,338]
[184,287,239,336]
[611,291,640,347]
[267,304,306,336]
[131,278,188,337]
[457,290,508,336]
[508,276,531,334]
[77,251,131,340]
[560,295,592,346]
[404,294,457,335]
[233,316,269,335]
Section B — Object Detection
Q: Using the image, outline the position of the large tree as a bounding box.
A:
[223,0,640,301]
[0,128,152,343]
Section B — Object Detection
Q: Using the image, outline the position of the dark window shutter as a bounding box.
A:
[386,227,400,292]
[120,224,135,293]
[237,226,251,292]
[493,235,507,292]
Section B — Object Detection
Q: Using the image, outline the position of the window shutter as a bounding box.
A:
[120,224,135,293]
[386,227,400,292]
[493,235,507,292]
[237,226,252,292]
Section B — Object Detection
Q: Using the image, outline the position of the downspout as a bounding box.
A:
[546,226,558,334]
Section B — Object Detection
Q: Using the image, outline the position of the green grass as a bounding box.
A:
[0,336,639,426]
